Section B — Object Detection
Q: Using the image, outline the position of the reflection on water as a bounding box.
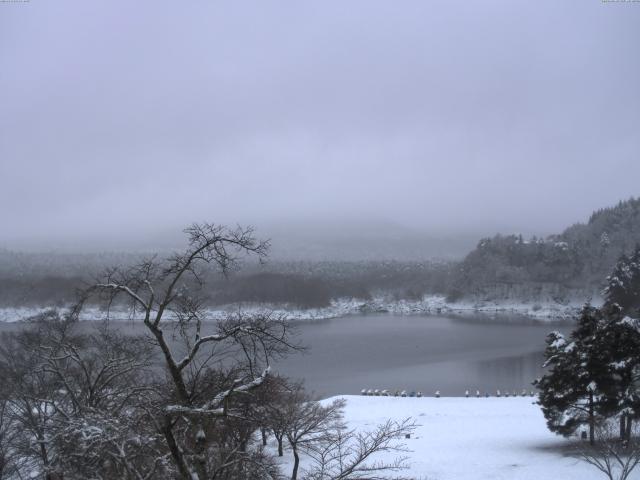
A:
[473,351,546,394]
[0,313,571,398]
[273,314,571,397]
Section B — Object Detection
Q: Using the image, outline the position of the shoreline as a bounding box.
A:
[0,295,585,323]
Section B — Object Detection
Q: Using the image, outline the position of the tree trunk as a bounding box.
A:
[589,393,595,446]
[621,414,627,440]
[147,325,190,403]
[39,438,58,480]
[261,428,267,446]
[626,417,633,442]
[162,417,193,480]
[194,426,208,480]
[291,447,300,480]
[277,436,283,457]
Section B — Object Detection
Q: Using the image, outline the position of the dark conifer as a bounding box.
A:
[604,246,640,316]
[535,305,608,445]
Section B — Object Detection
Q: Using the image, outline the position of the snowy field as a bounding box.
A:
[277,395,618,480]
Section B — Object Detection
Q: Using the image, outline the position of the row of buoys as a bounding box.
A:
[361,388,537,398]
[361,389,423,397]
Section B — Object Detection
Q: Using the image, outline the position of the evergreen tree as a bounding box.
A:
[537,255,640,444]
[598,306,640,441]
[603,246,640,316]
[599,249,640,439]
[535,305,609,445]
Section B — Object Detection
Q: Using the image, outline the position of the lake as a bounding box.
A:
[272,314,572,397]
[0,313,572,398]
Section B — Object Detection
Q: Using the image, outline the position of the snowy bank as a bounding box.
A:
[0,295,584,323]
[275,395,606,480]
[352,294,585,321]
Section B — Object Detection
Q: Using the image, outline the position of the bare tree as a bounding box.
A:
[304,418,416,480]
[0,223,416,480]
[262,376,297,458]
[305,418,417,480]
[575,420,640,480]
[0,310,162,480]
[0,316,64,480]
[79,223,300,480]
[282,387,344,480]
[0,399,21,480]
[261,379,415,480]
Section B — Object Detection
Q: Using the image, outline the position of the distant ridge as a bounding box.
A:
[449,197,640,301]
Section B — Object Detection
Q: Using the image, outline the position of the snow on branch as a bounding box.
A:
[164,367,271,417]
[94,283,149,311]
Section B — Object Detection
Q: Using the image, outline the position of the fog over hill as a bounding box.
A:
[2,1,639,254]
[0,219,487,261]
[259,220,487,261]
[1,197,638,312]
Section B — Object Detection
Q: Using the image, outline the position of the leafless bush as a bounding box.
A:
[574,420,640,480]
[304,417,417,480]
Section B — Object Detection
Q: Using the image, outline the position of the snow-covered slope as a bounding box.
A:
[277,395,610,479]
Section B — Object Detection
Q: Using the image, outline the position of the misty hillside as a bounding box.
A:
[265,221,478,261]
[0,198,638,311]
[449,197,640,303]
[0,250,454,309]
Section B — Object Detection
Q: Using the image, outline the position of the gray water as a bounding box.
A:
[272,314,571,397]
[0,314,571,398]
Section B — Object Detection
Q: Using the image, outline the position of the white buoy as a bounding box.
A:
[465,390,469,398]
[476,390,480,398]
[435,390,440,398]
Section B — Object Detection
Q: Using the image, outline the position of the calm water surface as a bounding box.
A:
[0,314,571,398]
[272,314,572,397]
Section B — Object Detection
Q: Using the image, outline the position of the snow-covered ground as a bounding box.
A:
[0,295,585,323]
[352,295,585,321]
[276,395,612,480]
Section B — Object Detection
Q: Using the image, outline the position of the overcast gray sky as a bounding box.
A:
[1,0,639,251]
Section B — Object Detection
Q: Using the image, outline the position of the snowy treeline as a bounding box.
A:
[0,251,454,310]
[450,197,640,303]
[2,197,640,315]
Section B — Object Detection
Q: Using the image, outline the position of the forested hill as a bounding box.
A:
[2,198,639,310]
[449,197,640,301]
